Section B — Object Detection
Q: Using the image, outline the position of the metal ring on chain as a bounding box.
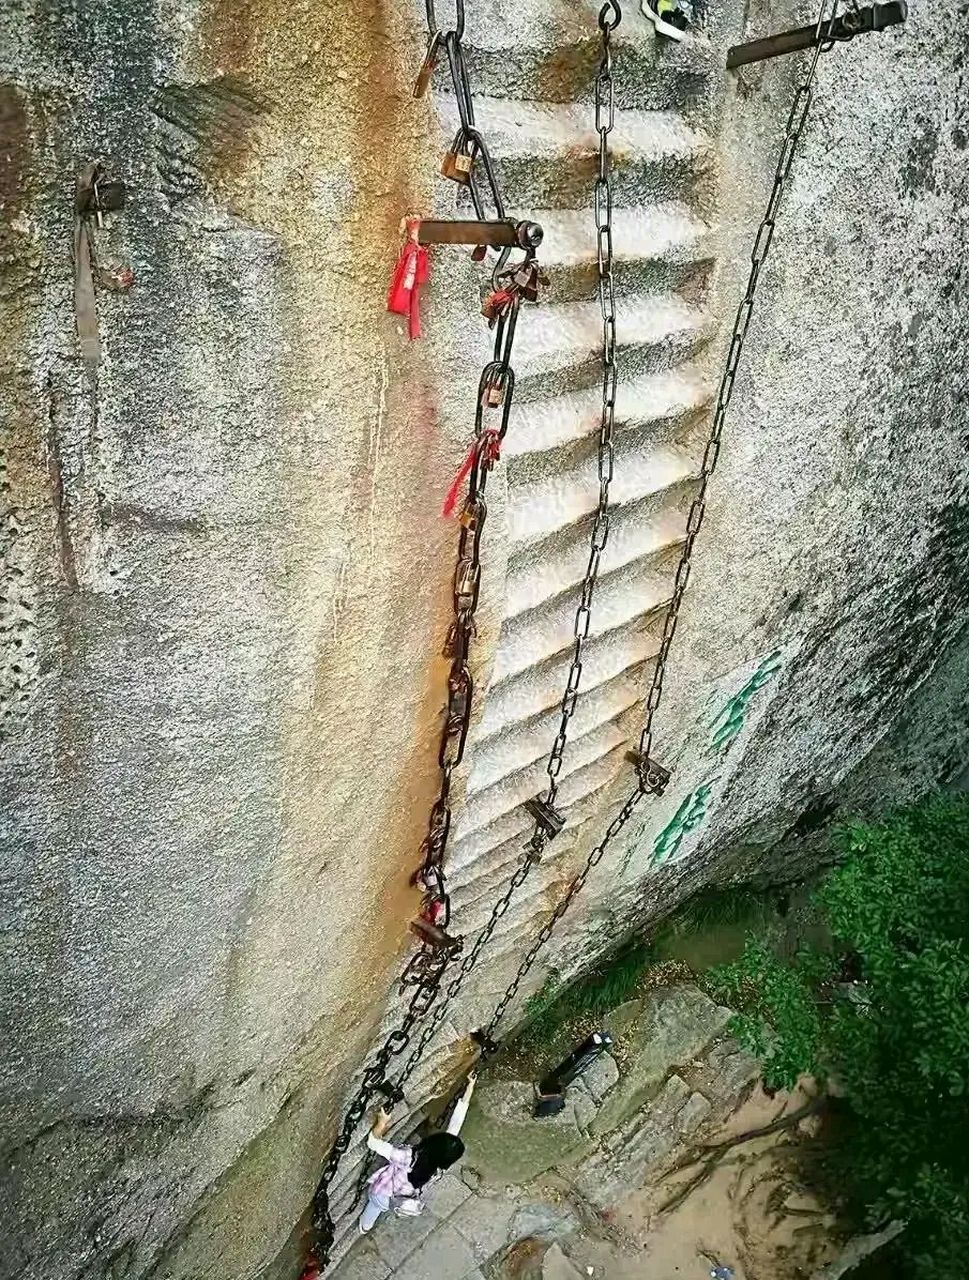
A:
[599,0,622,30]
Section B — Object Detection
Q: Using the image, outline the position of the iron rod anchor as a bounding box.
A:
[726,1,906,69]
[417,219,544,250]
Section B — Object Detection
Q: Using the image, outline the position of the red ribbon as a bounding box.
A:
[387,232,430,340]
[442,429,501,518]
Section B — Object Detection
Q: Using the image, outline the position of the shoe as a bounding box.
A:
[641,0,689,41]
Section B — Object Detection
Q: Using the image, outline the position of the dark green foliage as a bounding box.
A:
[708,795,969,1279]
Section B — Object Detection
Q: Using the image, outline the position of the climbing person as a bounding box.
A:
[641,0,692,41]
[358,1071,477,1233]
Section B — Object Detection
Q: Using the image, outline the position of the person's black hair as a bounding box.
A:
[409,1132,465,1189]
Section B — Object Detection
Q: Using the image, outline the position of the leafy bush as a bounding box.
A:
[708,795,969,1279]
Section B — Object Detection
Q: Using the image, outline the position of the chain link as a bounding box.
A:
[536,3,620,825]
[308,3,535,1264]
[635,0,835,773]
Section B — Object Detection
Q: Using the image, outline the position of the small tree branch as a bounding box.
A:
[700,1094,828,1151]
[808,1220,905,1280]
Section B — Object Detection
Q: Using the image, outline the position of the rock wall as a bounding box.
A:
[1,0,966,1277]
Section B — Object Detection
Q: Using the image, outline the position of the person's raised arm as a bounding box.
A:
[446,1071,477,1136]
[367,1107,404,1160]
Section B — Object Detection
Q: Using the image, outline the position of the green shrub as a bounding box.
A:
[708,795,969,1279]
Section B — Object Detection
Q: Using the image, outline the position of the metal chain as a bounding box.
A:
[483,0,840,1042]
[308,2,534,1266]
[533,0,621,831]
[634,0,836,773]
[364,0,627,1112]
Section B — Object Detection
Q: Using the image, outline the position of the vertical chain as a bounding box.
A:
[312,1,838,1266]
[635,0,836,771]
[535,1,621,826]
[308,2,534,1265]
[484,0,840,1041]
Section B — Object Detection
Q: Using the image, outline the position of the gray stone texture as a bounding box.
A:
[575,1073,695,1210]
[582,1052,620,1105]
[2,0,967,1276]
[459,1082,592,1187]
[541,1244,587,1280]
[590,985,732,1136]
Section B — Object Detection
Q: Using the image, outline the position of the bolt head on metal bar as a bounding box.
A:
[524,794,566,836]
[625,751,671,795]
[470,1028,501,1058]
[523,794,566,861]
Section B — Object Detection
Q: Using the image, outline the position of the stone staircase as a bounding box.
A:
[322,0,722,1258]
[441,4,721,994]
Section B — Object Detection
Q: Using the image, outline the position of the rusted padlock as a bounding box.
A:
[459,498,483,532]
[441,132,474,184]
[454,556,480,606]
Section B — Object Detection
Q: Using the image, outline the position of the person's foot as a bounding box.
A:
[641,0,689,41]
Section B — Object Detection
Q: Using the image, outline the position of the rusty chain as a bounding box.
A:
[483,0,842,1043]
[312,0,838,1264]
[309,1,538,1265]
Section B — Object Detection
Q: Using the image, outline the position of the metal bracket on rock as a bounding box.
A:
[417,219,544,250]
[524,794,566,861]
[470,1028,501,1058]
[726,0,907,68]
[625,751,672,796]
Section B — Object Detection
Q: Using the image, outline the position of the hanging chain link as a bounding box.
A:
[531,0,621,839]
[634,0,836,774]
[312,0,837,1264]
[483,0,840,1041]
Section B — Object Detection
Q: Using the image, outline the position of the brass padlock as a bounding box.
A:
[482,379,504,409]
[441,133,474,184]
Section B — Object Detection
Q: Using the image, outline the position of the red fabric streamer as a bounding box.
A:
[387,216,430,340]
[442,429,501,518]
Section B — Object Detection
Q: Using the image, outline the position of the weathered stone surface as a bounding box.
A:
[575,1074,694,1210]
[452,1194,519,1264]
[509,1202,580,1245]
[327,1238,391,1280]
[393,1223,479,1280]
[3,0,968,1274]
[570,1080,598,1134]
[682,1036,761,1116]
[591,986,732,1136]
[582,1052,620,1105]
[541,1243,586,1280]
[434,1171,477,1219]
[460,1083,592,1187]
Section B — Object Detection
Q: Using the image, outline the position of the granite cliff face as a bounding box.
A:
[1,0,966,1276]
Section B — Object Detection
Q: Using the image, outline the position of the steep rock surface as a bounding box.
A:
[1,0,966,1277]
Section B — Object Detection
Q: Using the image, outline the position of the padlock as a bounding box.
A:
[482,379,504,409]
[459,499,482,532]
[454,556,480,604]
[441,133,474,184]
